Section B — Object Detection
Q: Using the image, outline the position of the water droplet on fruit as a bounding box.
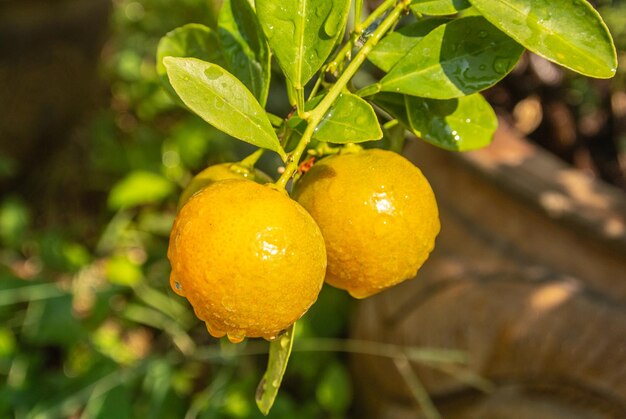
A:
[170,274,185,296]
[227,332,245,343]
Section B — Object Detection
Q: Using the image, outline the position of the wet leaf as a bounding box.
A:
[373,92,497,151]
[156,24,225,105]
[164,57,285,158]
[256,323,295,415]
[469,0,617,78]
[372,92,412,127]
[289,93,382,143]
[369,18,449,72]
[377,16,524,99]
[218,0,271,105]
[256,0,351,88]
[410,0,471,16]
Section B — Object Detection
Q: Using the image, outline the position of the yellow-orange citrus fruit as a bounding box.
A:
[168,179,326,343]
[178,163,272,209]
[293,148,439,298]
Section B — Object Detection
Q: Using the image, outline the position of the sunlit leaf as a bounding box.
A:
[164,57,285,158]
[369,18,449,72]
[105,255,142,287]
[288,93,382,143]
[373,92,497,151]
[256,0,351,88]
[377,16,524,99]
[108,171,175,210]
[256,323,295,415]
[156,24,225,105]
[469,0,617,78]
[218,0,271,105]
[410,0,471,16]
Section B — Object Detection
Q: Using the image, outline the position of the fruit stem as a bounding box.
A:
[273,0,409,191]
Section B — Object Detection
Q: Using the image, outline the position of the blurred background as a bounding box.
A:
[0,0,624,418]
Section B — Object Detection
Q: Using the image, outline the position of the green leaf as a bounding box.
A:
[164,57,285,158]
[108,171,175,210]
[218,0,271,105]
[25,297,86,345]
[378,16,523,99]
[105,255,142,287]
[84,384,134,419]
[156,24,225,105]
[373,92,497,151]
[371,92,412,127]
[256,0,351,88]
[288,92,382,143]
[256,323,296,415]
[410,0,471,16]
[0,197,30,248]
[369,18,450,72]
[0,327,16,357]
[316,362,352,413]
[469,0,617,78]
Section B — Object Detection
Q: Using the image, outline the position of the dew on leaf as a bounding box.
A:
[204,66,222,81]
[324,3,343,37]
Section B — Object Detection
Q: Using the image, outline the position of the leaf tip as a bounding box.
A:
[162,55,179,69]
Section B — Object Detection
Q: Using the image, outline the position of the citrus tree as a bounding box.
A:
[157,0,617,414]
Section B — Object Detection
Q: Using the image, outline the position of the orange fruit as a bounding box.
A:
[168,179,326,342]
[293,148,439,298]
[178,163,272,209]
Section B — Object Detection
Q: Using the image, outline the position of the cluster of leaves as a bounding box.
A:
[158,0,616,162]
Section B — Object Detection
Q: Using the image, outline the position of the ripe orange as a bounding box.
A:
[178,163,272,209]
[293,148,439,298]
[168,179,326,342]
